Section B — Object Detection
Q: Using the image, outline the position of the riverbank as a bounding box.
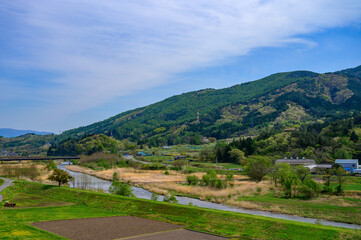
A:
[64,164,361,226]
[65,165,247,183]
[1,180,359,239]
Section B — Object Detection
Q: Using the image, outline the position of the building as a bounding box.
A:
[335,159,359,172]
[174,155,186,160]
[137,152,152,157]
[275,158,315,166]
[305,164,332,172]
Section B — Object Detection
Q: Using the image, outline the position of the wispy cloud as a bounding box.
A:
[1,0,361,130]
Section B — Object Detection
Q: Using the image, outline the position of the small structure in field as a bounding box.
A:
[174,155,186,160]
[275,157,315,166]
[137,152,152,156]
[335,159,359,172]
[4,201,16,207]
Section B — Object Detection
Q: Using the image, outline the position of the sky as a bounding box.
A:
[1,0,361,133]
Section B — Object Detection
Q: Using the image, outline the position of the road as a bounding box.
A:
[0,177,13,202]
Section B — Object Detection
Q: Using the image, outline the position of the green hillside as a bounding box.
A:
[56,66,361,147]
[0,134,54,156]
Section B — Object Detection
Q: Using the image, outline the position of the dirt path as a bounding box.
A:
[0,177,13,202]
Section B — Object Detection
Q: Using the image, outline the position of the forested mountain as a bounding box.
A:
[56,65,361,148]
[0,134,54,156]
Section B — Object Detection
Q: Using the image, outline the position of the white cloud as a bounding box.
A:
[1,0,361,130]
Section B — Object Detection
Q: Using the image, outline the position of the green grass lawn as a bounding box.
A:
[9,193,73,208]
[328,177,361,191]
[0,181,359,239]
[237,193,361,225]
[0,178,4,187]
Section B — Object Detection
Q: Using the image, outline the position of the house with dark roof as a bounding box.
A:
[275,158,315,166]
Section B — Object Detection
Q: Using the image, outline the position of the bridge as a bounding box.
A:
[0,156,80,162]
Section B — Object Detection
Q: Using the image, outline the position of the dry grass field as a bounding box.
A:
[66,165,271,203]
[138,180,272,202]
[66,165,247,183]
[0,162,53,183]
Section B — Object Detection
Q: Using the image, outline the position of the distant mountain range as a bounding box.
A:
[0,128,53,138]
[56,65,361,146]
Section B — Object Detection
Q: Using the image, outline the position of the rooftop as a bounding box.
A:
[335,159,359,164]
[275,159,315,165]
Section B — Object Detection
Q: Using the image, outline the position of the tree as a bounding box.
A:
[295,166,310,183]
[321,169,332,187]
[333,166,347,195]
[229,149,246,165]
[350,131,359,142]
[282,171,299,198]
[109,172,134,197]
[198,147,215,162]
[246,156,271,182]
[271,163,294,186]
[334,148,352,159]
[48,169,72,186]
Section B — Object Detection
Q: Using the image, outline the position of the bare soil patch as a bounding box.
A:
[124,229,228,240]
[32,216,183,240]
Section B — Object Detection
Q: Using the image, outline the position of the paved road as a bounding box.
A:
[0,177,13,202]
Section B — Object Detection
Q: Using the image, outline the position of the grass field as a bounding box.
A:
[234,194,361,225]
[329,176,361,191]
[0,178,4,187]
[0,180,360,240]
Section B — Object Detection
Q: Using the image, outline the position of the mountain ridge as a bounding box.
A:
[0,128,53,138]
[56,65,361,146]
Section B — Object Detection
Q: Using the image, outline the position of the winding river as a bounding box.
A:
[57,163,361,230]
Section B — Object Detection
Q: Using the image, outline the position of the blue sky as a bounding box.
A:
[1,0,361,133]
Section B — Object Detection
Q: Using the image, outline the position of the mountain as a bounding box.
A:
[0,128,53,138]
[0,133,55,156]
[57,65,361,146]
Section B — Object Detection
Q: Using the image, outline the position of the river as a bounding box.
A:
[57,163,361,230]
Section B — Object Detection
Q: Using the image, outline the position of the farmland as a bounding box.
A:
[0,180,359,239]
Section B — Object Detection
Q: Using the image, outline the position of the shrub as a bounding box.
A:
[80,152,118,169]
[164,170,170,175]
[172,160,187,170]
[108,173,134,197]
[141,164,166,170]
[202,170,220,188]
[97,158,111,169]
[202,174,211,186]
[215,179,226,189]
[299,178,320,199]
[46,161,57,171]
[322,185,334,195]
[186,175,199,186]
[163,194,178,203]
[116,160,128,168]
[151,193,159,201]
